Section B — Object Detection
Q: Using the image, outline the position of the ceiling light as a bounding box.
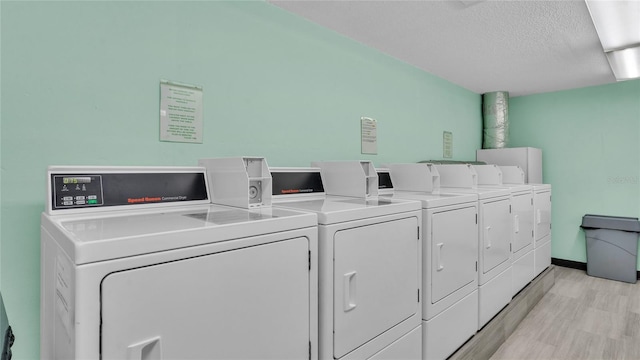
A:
[606,46,640,80]
[585,0,640,80]
[586,0,640,50]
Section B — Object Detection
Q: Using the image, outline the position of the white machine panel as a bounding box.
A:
[333,217,419,359]
[534,188,552,243]
[384,163,441,193]
[435,164,478,189]
[499,166,526,185]
[423,290,478,360]
[513,250,535,296]
[473,165,503,185]
[101,238,309,359]
[476,147,543,184]
[430,206,478,304]
[512,192,534,254]
[535,235,552,276]
[369,325,422,360]
[533,184,551,276]
[480,199,511,276]
[312,161,379,199]
[198,157,273,208]
[478,267,512,327]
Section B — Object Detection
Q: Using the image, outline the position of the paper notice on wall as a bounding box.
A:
[160,80,203,143]
[55,251,73,337]
[443,131,453,159]
[361,117,378,155]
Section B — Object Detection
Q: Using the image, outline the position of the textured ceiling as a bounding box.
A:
[269,0,617,97]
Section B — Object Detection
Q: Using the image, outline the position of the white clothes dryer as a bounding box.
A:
[40,166,319,360]
[381,164,479,360]
[434,164,513,329]
[268,163,423,360]
[500,166,552,277]
[473,165,535,296]
[532,184,552,276]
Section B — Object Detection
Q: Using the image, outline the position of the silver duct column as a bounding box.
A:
[482,91,509,149]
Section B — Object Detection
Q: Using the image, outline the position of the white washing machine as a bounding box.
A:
[473,165,535,297]
[500,166,552,277]
[41,166,319,360]
[434,164,512,329]
[380,164,479,360]
[263,161,423,360]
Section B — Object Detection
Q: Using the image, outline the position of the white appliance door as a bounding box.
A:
[534,191,552,243]
[333,217,419,359]
[101,237,310,360]
[430,206,478,304]
[511,193,534,253]
[481,199,511,273]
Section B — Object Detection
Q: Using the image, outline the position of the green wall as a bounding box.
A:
[0,1,481,357]
[510,80,640,268]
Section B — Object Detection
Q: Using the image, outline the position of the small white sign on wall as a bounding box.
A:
[160,80,203,143]
[443,131,453,158]
[361,117,378,155]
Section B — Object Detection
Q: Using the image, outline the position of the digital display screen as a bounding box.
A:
[63,177,92,184]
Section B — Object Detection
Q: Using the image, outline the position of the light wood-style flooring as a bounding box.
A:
[490,266,640,359]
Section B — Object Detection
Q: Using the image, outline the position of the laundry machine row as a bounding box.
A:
[433,164,552,326]
[378,162,552,359]
[40,159,550,360]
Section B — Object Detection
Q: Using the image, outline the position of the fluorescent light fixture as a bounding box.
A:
[585,0,640,80]
[606,46,640,80]
[586,0,640,51]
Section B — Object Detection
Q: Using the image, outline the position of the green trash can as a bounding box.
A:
[581,215,640,283]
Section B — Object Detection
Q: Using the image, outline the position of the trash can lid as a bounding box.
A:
[581,214,640,232]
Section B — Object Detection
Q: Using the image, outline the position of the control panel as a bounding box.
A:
[53,175,104,208]
[49,169,209,212]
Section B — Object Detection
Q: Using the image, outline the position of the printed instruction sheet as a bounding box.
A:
[160,80,203,143]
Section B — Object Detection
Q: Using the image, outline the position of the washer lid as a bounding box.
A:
[440,186,511,200]
[472,184,533,196]
[42,204,316,264]
[390,191,478,208]
[532,183,551,191]
[273,196,420,224]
